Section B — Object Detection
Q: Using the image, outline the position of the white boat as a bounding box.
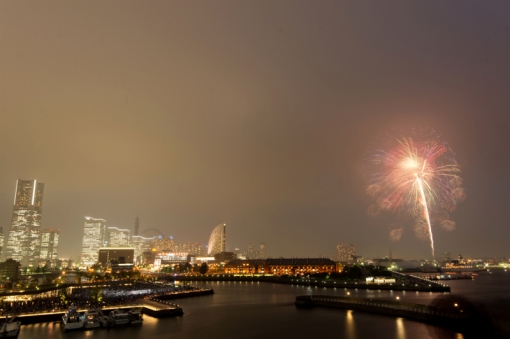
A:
[81,309,101,329]
[128,308,143,324]
[108,309,130,326]
[0,315,21,338]
[61,306,84,331]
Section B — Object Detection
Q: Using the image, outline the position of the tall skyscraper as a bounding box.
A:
[106,227,131,247]
[247,243,254,259]
[0,226,4,260]
[39,229,59,265]
[348,244,356,263]
[80,217,106,266]
[131,235,153,264]
[134,216,139,236]
[336,243,348,262]
[259,243,266,259]
[6,179,44,267]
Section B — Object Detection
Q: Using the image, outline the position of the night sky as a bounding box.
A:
[1,1,509,260]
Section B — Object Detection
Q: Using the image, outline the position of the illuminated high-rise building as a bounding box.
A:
[80,217,106,266]
[336,243,348,262]
[39,229,59,265]
[134,216,139,236]
[348,244,356,263]
[131,235,153,264]
[259,243,266,259]
[151,236,175,251]
[174,241,207,256]
[0,226,4,260]
[106,227,131,247]
[6,179,44,267]
[207,223,226,256]
[247,243,254,259]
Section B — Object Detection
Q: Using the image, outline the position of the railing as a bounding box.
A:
[301,295,467,320]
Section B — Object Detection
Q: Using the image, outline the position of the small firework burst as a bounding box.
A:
[367,205,381,217]
[389,226,404,241]
[441,219,456,231]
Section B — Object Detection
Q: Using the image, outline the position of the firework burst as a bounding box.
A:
[366,137,464,259]
[389,225,404,241]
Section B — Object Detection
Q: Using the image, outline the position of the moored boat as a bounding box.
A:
[128,308,143,324]
[96,309,113,328]
[61,306,84,331]
[0,315,21,338]
[81,309,101,329]
[108,309,130,326]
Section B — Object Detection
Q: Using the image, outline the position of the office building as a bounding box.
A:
[247,243,254,259]
[258,243,266,259]
[80,217,106,266]
[151,236,175,251]
[174,242,207,256]
[131,235,153,264]
[106,227,131,247]
[337,243,355,263]
[0,226,4,260]
[0,259,22,281]
[6,179,44,267]
[98,247,134,272]
[348,244,356,263]
[39,228,59,265]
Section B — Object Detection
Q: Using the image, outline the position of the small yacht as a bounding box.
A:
[81,309,101,329]
[108,309,130,326]
[61,306,84,331]
[128,308,143,324]
[0,314,21,338]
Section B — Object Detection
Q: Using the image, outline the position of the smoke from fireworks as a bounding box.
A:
[366,137,464,259]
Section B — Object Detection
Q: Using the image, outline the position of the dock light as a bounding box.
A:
[454,303,458,307]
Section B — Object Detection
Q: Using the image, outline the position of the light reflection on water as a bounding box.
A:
[346,310,355,338]
[396,317,405,339]
[19,272,509,339]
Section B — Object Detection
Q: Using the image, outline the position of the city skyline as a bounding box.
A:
[2,2,510,260]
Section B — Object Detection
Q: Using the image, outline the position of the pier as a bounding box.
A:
[295,294,494,335]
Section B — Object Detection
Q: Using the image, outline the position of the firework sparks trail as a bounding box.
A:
[416,174,434,258]
[366,137,464,259]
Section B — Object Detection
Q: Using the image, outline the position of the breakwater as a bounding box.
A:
[295,294,498,336]
[175,272,450,292]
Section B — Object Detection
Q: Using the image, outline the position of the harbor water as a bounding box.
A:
[19,270,510,339]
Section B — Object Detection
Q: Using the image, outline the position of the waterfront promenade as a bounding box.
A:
[0,288,214,325]
[174,271,450,292]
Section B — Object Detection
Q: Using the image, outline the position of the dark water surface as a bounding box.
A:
[20,271,509,339]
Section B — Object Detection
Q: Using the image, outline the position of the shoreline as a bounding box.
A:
[0,289,214,325]
[174,274,451,292]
